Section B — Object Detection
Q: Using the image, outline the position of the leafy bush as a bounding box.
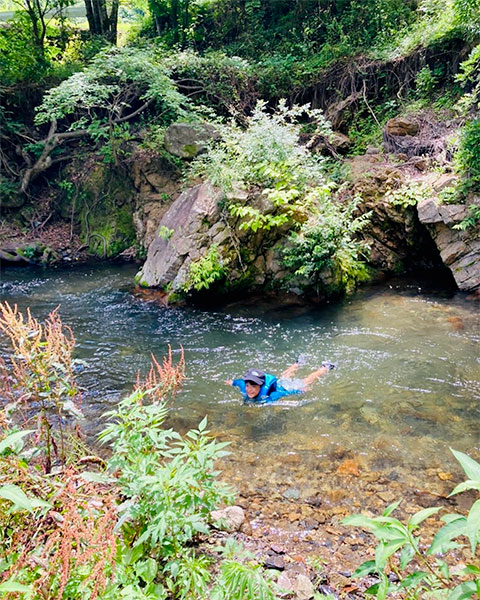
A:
[190,99,329,233]
[456,45,480,113]
[343,449,480,599]
[164,50,257,115]
[385,179,433,208]
[184,244,230,292]
[454,119,480,195]
[35,46,187,127]
[415,66,438,99]
[283,197,371,294]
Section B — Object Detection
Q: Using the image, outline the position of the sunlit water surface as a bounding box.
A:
[1,263,479,494]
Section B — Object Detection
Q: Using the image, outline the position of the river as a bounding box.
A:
[1,263,479,503]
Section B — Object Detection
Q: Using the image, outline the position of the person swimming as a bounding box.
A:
[225,359,335,404]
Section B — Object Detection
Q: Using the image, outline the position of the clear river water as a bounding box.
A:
[1,263,479,500]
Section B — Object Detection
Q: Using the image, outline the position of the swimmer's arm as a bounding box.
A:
[225,378,243,389]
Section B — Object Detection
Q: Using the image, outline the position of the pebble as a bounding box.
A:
[377,491,395,503]
[264,554,285,570]
[294,574,315,600]
[283,487,301,500]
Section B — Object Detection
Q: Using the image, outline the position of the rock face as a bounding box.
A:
[349,156,441,273]
[164,122,220,158]
[417,198,480,291]
[130,151,183,249]
[135,183,224,290]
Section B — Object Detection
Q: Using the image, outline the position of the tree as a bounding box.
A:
[11,0,74,60]
[18,46,191,192]
[84,0,119,44]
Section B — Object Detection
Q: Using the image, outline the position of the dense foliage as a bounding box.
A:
[0,306,283,600]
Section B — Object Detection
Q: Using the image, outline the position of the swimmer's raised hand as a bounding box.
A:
[224,379,233,386]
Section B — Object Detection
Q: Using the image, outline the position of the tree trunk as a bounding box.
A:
[107,0,119,43]
[83,0,119,42]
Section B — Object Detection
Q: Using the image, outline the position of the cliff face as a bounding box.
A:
[418,198,480,291]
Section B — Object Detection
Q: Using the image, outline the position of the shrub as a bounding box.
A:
[184,244,230,293]
[454,119,480,194]
[190,99,330,234]
[456,45,480,113]
[283,196,371,294]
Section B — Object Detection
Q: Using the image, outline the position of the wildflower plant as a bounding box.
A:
[0,302,83,471]
[189,99,331,233]
[0,308,282,600]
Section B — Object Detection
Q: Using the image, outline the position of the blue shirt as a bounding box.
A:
[232,372,304,404]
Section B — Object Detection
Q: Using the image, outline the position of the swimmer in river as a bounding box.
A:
[225,359,335,404]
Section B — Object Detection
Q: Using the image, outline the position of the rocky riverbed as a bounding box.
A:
[205,446,475,598]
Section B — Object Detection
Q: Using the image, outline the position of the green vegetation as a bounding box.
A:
[0,306,282,599]
[187,101,373,295]
[184,244,230,293]
[454,119,480,195]
[283,197,371,295]
[344,449,480,598]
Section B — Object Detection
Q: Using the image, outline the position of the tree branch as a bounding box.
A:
[20,99,155,192]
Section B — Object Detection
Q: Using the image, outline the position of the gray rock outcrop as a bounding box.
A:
[417,198,480,291]
[164,122,220,158]
[135,183,224,290]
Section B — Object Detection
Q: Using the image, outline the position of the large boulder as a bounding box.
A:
[135,183,224,290]
[384,117,419,137]
[417,198,480,291]
[164,122,220,158]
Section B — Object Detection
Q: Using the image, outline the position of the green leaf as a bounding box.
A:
[375,539,407,571]
[428,517,468,555]
[0,484,51,513]
[450,481,480,496]
[136,558,158,584]
[464,565,480,575]
[408,507,441,529]
[451,449,480,482]
[448,581,477,600]
[169,562,179,579]
[466,498,480,553]
[399,543,415,569]
[0,430,35,454]
[382,500,401,517]
[0,580,32,592]
[399,571,428,589]
[353,560,377,577]
[198,416,208,432]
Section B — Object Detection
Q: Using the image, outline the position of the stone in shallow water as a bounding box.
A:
[264,554,285,570]
[283,487,301,500]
